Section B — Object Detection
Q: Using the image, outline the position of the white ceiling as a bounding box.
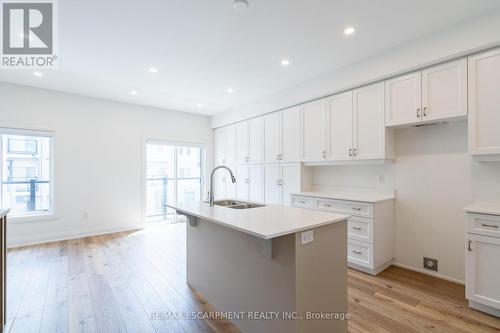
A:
[1,0,499,115]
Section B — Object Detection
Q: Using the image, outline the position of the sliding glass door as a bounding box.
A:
[146,142,204,223]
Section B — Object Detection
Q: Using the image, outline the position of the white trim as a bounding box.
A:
[7,224,144,249]
[0,127,54,137]
[391,261,465,285]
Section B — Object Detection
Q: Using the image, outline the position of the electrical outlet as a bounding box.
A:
[301,230,314,245]
[423,257,438,271]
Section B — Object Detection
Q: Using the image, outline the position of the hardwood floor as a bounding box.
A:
[5,223,500,333]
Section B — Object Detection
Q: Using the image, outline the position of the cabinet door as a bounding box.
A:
[249,165,264,203]
[385,72,421,126]
[281,163,301,206]
[466,234,500,310]
[249,117,264,163]
[302,98,327,161]
[282,106,301,163]
[225,124,237,164]
[235,166,249,201]
[236,121,250,163]
[214,127,227,165]
[421,59,467,122]
[353,82,386,160]
[264,111,282,163]
[327,91,353,161]
[468,49,500,155]
[264,164,282,205]
[213,171,226,200]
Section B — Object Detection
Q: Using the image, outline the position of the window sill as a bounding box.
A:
[8,213,58,224]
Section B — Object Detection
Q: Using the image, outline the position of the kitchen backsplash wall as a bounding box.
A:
[312,120,500,282]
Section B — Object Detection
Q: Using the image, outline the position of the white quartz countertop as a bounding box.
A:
[165,201,349,239]
[464,202,500,216]
[291,190,395,203]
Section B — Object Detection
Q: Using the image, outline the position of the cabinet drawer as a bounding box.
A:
[348,239,373,268]
[348,217,373,243]
[291,195,314,208]
[330,200,374,218]
[467,213,500,238]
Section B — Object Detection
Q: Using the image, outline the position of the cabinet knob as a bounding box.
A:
[353,148,357,156]
[423,106,428,117]
[417,107,421,118]
[468,240,472,251]
[322,150,327,158]
[349,148,352,157]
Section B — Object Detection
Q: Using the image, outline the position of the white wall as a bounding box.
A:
[312,121,500,282]
[212,9,500,128]
[0,82,214,247]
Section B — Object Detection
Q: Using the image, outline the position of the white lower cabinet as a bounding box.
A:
[291,194,394,275]
[465,212,500,317]
[235,165,264,203]
[264,163,301,206]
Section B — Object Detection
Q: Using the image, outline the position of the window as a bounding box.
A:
[0,129,54,219]
[145,142,204,223]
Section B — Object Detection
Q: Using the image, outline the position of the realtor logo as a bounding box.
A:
[1,0,57,68]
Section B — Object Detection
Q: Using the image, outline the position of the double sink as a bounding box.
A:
[213,200,265,209]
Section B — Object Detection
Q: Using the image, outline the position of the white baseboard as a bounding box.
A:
[391,261,464,285]
[7,224,144,249]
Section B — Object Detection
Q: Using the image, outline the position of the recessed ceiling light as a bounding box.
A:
[344,26,356,36]
[33,71,43,77]
[227,88,234,93]
[233,0,249,12]
[149,67,158,73]
[197,103,203,108]
[281,59,290,66]
[130,90,137,95]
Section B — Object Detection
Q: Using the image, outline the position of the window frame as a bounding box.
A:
[143,139,206,223]
[0,128,56,223]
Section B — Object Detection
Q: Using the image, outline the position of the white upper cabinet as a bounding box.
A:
[327,91,353,161]
[225,124,237,164]
[264,111,282,163]
[249,165,264,203]
[385,72,421,126]
[249,117,264,163]
[421,59,467,122]
[386,59,467,127]
[281,106,301,163]
[468,48,500,155]
[302,98,327,161]
[236,121,250,163]
[353,82,386,160]
[214,126,227,165]
[264,106,301,164]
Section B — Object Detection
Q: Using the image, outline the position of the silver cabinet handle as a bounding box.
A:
[481,223,499,229]
[352,226,362,231]
[222,158,227,164]
[417,107,421,118]
[245,178,250,184]
[352,207,362,211]
[322,203,332,207]
[279,154,283,160]
[353,148,357,156]
[468,240,472,251]
[276,153,280,161]
[349,149,352,157]
[299,200,306,204]
[322,150,327,158]
[423,106,428,117]
[352,250,362,255]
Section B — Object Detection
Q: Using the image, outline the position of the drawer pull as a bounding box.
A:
[468,240,472,252]
[352,207,362,211]
[481,223,499,229]
[352,226,362,231]
[352,250,362,255]
[322,203,332,207]
[299,200,306,204]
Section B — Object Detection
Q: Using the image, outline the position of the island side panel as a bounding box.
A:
[186,217,297,333]
[295,220,348,333]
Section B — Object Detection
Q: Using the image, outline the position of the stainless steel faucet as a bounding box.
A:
[208,166,236,206]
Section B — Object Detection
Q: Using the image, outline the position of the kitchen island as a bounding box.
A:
[165,200,349,333]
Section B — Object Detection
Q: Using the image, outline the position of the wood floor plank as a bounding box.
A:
[6,223,500,333]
